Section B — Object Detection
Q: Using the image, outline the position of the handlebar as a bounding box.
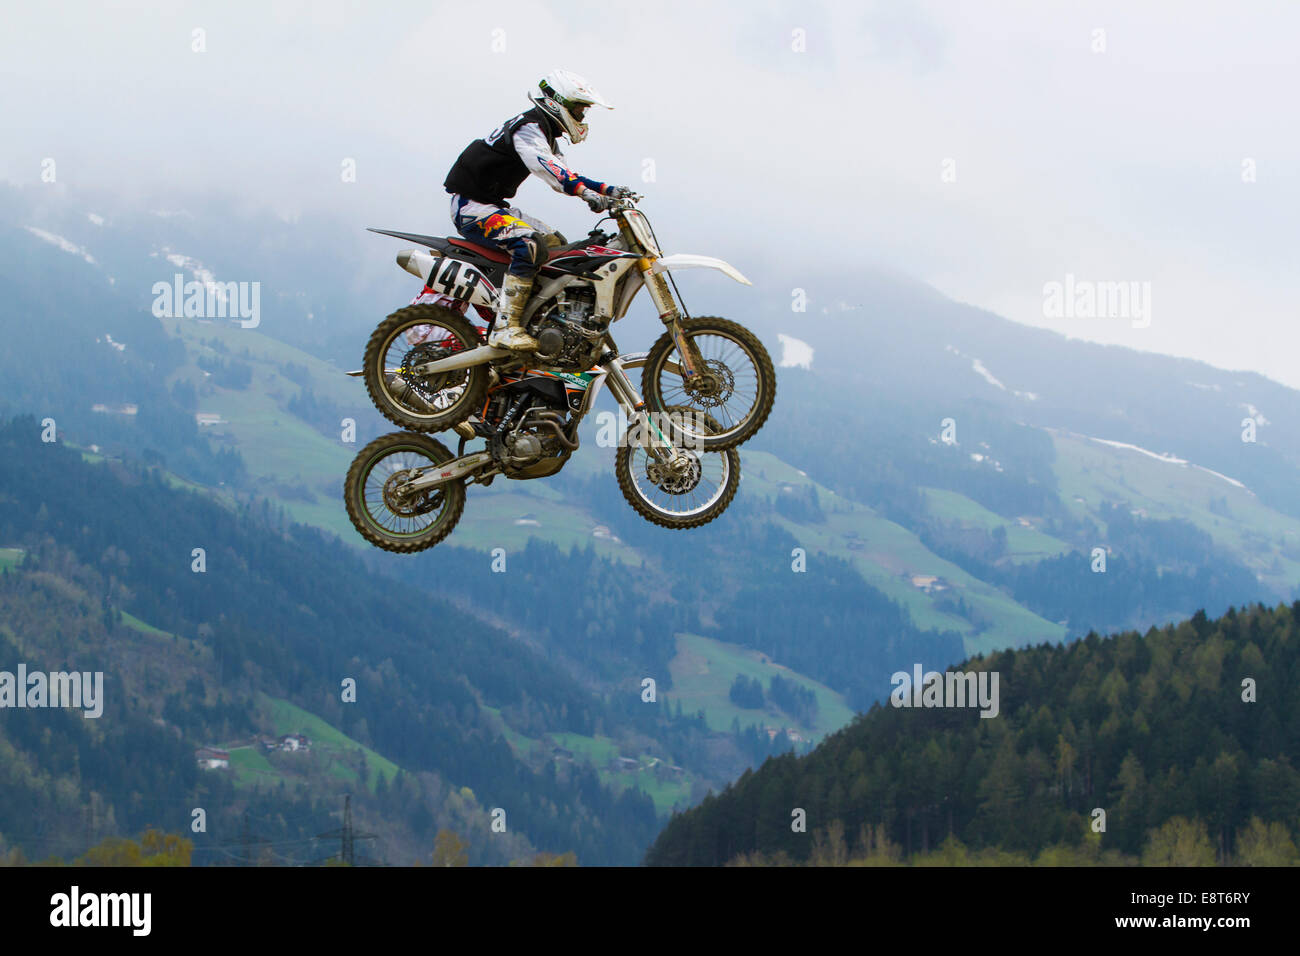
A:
[607,192,642,210]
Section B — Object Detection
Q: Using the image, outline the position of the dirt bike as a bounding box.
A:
[344,378,740,553]
[341,196,773,553]
[360,193,775,452]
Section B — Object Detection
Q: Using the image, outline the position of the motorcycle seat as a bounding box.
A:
[447,237,511,263]
[370,227,601,264]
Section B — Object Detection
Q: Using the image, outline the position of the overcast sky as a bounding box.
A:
[4,0,1297,385]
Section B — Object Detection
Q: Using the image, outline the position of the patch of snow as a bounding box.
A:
[1087,436,1251,492]
[777,333,813,370]
[1241,403,1270,425]
[971,358,1006,391]
[25,227,95,265]
[1194,465,1247,490]
[951,346,1037,401]
[1089,437,1187,465]
[161,249,230,308]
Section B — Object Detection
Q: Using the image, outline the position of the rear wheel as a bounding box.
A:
[615,407,740,529]
[641,316,776,451]
[363,303,488,432]
[344,432,465,553]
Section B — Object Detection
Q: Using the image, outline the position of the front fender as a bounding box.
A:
[650,254,752,286]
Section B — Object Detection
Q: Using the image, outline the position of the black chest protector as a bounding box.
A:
[444,107,561,207]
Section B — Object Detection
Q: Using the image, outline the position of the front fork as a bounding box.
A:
[598,351,692,470]
[640,258,704,380]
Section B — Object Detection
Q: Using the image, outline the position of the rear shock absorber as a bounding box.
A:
[496,394,527,434]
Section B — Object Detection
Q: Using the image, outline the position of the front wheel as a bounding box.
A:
[344,432,466,553]
[642,316,776,451]
[615,407,740,529]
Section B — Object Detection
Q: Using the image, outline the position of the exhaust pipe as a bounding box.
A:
[397,248,441,281]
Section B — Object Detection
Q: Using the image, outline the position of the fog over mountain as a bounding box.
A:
[3,0,1298,384]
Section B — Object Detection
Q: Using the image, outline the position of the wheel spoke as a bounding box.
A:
[652,327,767,441]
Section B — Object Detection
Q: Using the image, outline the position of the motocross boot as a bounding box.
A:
[487,274,538,352]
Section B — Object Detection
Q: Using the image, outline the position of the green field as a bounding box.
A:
[665,632,856,741]
[921,487,1071,561]
[1051,430,1300,593]
[119,610,173,639]
[260,694,401,790]
[227,746,279,787]
[741,450,1067,653]
[484,708,694,816]
[481,704,541,757]
[0,547,25,571]
[599,765,692,816]
[549,731,620,766]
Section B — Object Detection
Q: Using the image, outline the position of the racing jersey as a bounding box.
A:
[444,107,607,207]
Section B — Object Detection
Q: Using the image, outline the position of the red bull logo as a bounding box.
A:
[482,212,530,238]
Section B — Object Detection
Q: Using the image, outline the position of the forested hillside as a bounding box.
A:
[646,601,1300,866]
[0,416,665,864]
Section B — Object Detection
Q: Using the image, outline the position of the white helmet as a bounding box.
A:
[528,69,612,144]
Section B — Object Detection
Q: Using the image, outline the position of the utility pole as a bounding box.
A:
[314,794,378,866]
[239,810,268,866]
[82,799,96,855]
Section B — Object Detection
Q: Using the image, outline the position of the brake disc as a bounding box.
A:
[682,358,735,409]
[382,469,443,517]
[645,453,702,495]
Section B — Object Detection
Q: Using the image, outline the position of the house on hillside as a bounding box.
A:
[909,574,949,594]
[278,733,310,752]
[195,747,229,770]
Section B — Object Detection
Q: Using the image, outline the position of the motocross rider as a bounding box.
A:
[443,69,634,352]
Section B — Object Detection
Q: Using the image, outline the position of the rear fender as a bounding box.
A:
[397,249,498,310]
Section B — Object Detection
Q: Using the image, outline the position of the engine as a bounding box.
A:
[529,288,606,371]
[480,382,580,479]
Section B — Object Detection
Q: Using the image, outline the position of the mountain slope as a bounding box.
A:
[645,601,1300,866]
